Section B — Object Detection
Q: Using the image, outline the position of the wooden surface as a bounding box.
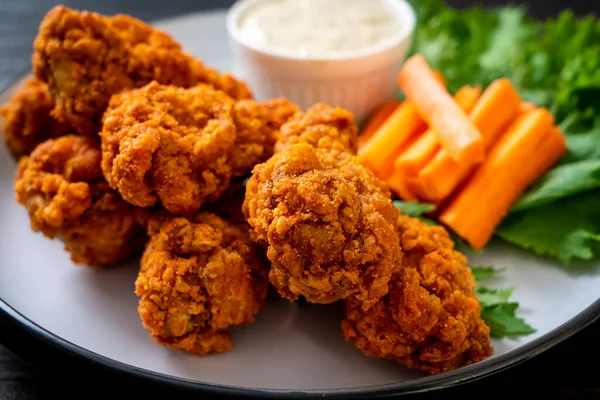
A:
[0,0,599,399]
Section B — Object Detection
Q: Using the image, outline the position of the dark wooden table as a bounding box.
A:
[0,0,599,399]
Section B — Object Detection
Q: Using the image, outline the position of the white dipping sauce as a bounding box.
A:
[238,0,403,58]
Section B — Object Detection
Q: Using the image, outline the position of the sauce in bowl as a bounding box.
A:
[237,0,404,59]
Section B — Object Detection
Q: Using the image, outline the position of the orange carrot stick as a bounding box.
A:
[511,126,567,196]
[394,85,482,177]
[357,101,427,179]
[386,168,417,201]
[358,100,401,148]
[359,71,447,179]
[470,78,522,149]
[405,176,428,200]
[418,78,522,202]
[439,108,562,250]
[518,102,536,113]
[397,54,484,163]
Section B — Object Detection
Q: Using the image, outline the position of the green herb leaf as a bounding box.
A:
[497,190,600,264]
[471,266,535,337]
[481,303,536,338]
[561,128,600,164]
[511,159,600,212]
[476,287,514,307]
[470,266,499,281]
[393,201,435,217]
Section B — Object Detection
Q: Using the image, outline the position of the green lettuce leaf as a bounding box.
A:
[512,159,600,212]
[497,190,600,264]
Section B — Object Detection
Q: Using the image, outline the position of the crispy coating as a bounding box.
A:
[243,142,401,309]
[33,6,251,135]
[135,212,268,355]
[100,82,236,214]
[0,78,71,158]
[204,179,248,226]
[15,135,149,266]
[275,103,358,154]
[341,215,493,374]
[101,82,297,214]
[232,98,299,176]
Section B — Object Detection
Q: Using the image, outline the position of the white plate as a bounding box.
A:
[0,9,599,398]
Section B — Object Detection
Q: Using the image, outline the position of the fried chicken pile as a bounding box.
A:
[244,104,402,310]
[15,135,149,266]
[0,78,71,158]
[100,81,297,213]
[341,215,493,374]
[1,5,281,358]
[33,5,252,135]
[135,212,268,355]
[0,4,494,371]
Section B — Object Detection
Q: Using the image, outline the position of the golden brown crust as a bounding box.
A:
[231,98,299,176]
[15,135,149,266]
[33,6,251,135]
[275,103,358,154]
[0,78,71,158]
[135,212,268,355]
[101,83,297,214]
[341,215,492,374]
[100,82,236,214]
[243,142,401,309]
[204,179,248,226]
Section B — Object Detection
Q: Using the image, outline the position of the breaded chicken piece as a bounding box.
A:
[243,142,401,310]
[135,212,268,355]
[275,103,358,154]
[232,98,298,176]
[204,179,249,226]
[100,82,235,214]
[341,215,493,374]
[0,78,71,158]
[15,135,149,266]
[101,82,296,214]
[33,6,251,135]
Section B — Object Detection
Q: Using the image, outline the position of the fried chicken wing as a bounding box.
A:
[243,142,401,309]
[1,78,71,158]
[341,215,492,374]
[135,212,268,355]
[15,135,149,266]
[232,98,298,176]
[33,6,251,135]
[100,82,235,213]
[101,82,297,214]
[274,103,358,154]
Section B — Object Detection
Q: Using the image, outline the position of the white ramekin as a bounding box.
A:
[226,0,416,125]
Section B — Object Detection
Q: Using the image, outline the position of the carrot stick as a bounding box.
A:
[405,176,428,200]
[470,78,522,149]
[394,85,482,177]
[397,54,484,163]
[438,108,561,250]
[454,84,483,112]
[358,100,401,148]
[518,102,536,113]
[418,78,522,202]
[386,168,417,201]
[357,101,427,179]
[513,125,567,193]
[358,71,446,179]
